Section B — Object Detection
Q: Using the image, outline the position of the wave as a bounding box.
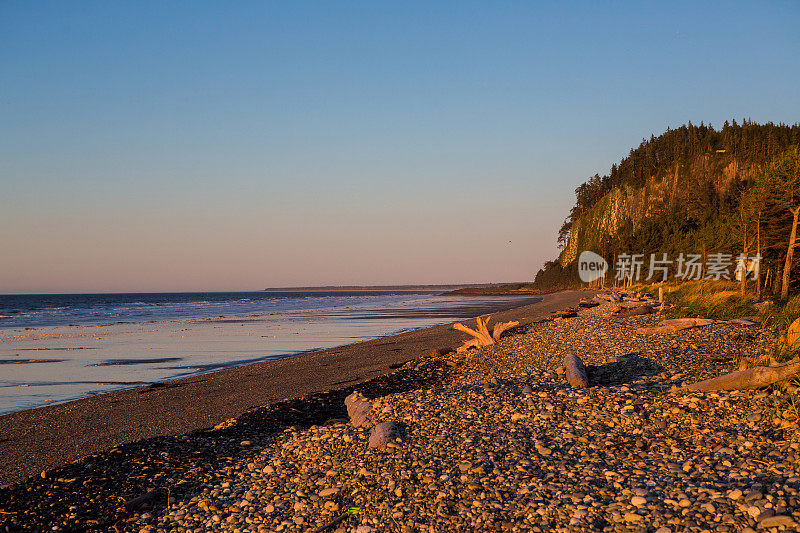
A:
[0,290,437,330]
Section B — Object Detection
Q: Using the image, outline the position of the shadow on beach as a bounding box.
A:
[587,352,666,387]
[0,352,458,532]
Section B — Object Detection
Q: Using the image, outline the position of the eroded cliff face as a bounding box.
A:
[561,159,753,264]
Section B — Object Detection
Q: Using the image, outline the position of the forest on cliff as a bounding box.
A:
[535,120,800,298]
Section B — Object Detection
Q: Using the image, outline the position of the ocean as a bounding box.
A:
[0,290,538,414]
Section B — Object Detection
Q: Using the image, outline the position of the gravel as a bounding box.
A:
[2,302,799,532]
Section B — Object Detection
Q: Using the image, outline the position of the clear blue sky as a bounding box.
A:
[1,1,798,293]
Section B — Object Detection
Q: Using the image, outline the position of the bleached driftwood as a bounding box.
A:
[636,318,714,335]
[564,353,588,389]
[453,316,519,353]
[344,391,374,428]
[728,318,759,326]
[676,358,800,393]
[789,318,800,347]
[615,305,654,319]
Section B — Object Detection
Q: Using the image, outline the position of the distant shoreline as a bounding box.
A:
[262,283,533,293]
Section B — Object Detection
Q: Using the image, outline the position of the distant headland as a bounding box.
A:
[262,283,538,296]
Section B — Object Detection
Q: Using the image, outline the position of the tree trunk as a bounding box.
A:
[764,268,772,296]
[740,221,748,296]
[757,212,762,300]
[781,206,800,301]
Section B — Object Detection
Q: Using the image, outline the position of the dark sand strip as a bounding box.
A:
[0,290,588,486]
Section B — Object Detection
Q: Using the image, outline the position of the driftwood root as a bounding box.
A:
[453,316,519,353]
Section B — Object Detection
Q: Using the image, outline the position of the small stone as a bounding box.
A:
[240,440,252,446]
[631,496,646,507]
[727,488,742,500]
[623,512,642,522]
[319,488,338,498]
[655,528,671,533]
[758,514,795,528]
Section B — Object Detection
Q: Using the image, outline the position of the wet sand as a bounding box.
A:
[0,290,588,486]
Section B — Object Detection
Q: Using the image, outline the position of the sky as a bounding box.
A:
[1,1,799,294]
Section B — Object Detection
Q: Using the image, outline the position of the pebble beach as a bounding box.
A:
[2,297,798,533]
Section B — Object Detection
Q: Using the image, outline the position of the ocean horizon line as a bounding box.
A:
[0,282,531,297]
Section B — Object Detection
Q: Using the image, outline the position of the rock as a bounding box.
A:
[727,488,743,500]
[758,514,796,528]
[318,488,338,498]
[631,496,647,507]
[368,421,400,448]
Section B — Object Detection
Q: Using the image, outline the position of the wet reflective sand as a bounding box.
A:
[0,295,540,414]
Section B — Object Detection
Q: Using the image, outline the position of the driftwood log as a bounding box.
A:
[453,316,520,353]
[615,305,654,319]
[564,353,588,389]
[344,391,374,428]
[676,358,800,393]
[636,318,714,335]
[728,318,759,327]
